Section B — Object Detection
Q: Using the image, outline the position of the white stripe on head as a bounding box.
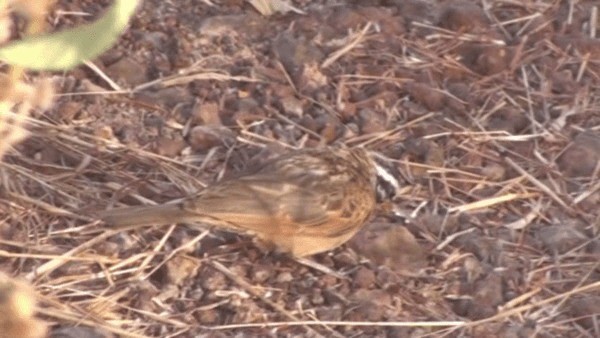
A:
[368,151,402,200]
[374,161,401,192]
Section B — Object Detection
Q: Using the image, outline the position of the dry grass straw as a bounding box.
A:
[0,1,58,337]
[1,1,599,337]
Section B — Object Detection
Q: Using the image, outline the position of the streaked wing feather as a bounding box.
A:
[183,175,334,234]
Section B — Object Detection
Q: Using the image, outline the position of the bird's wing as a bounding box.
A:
[182,176,338,235]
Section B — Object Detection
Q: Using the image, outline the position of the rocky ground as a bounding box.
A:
[1,0,599,337]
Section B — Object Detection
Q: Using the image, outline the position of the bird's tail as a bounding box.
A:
[99,204,190,227]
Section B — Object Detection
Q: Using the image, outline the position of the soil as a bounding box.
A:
[1,0,599,337]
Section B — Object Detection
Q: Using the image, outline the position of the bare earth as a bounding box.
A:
[1,0,599,337]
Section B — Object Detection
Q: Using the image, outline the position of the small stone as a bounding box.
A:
[50,326,108,338]
[251,265,271,283]
[487,109,529,134]
[311,291,325,305]
[147,87,190,109]
[464,271,503,319]
[567,296,600,330]
[279,96,304,117]
[480,162,506,181]
[192,101,222,125]
[537,224,588,254]
[438,1,488,33]
[473,46,511,76]
[348,289,392,321]
[350,223,427,274]
[275,271,293,283]
[105,56,149,86]
[55,101,83,122]
[353,267,376,289]
[358,108,387,134]
[201,268,227,291]
[405,82,446,111]
[463,256,484,283]
[557,131,600,178]
[187,125,235,152]
[153,254,201,287]
[154,136,186,157]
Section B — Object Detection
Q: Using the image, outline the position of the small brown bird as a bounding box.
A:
[100,147,382,257]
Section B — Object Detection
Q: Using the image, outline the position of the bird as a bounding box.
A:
[99,146,385,258]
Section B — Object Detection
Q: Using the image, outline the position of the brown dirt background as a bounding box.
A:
[1,0,599,337]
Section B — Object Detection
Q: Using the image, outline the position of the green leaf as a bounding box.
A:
[0,0,139,70]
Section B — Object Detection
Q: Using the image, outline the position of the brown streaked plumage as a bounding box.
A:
[99,147,378,257]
